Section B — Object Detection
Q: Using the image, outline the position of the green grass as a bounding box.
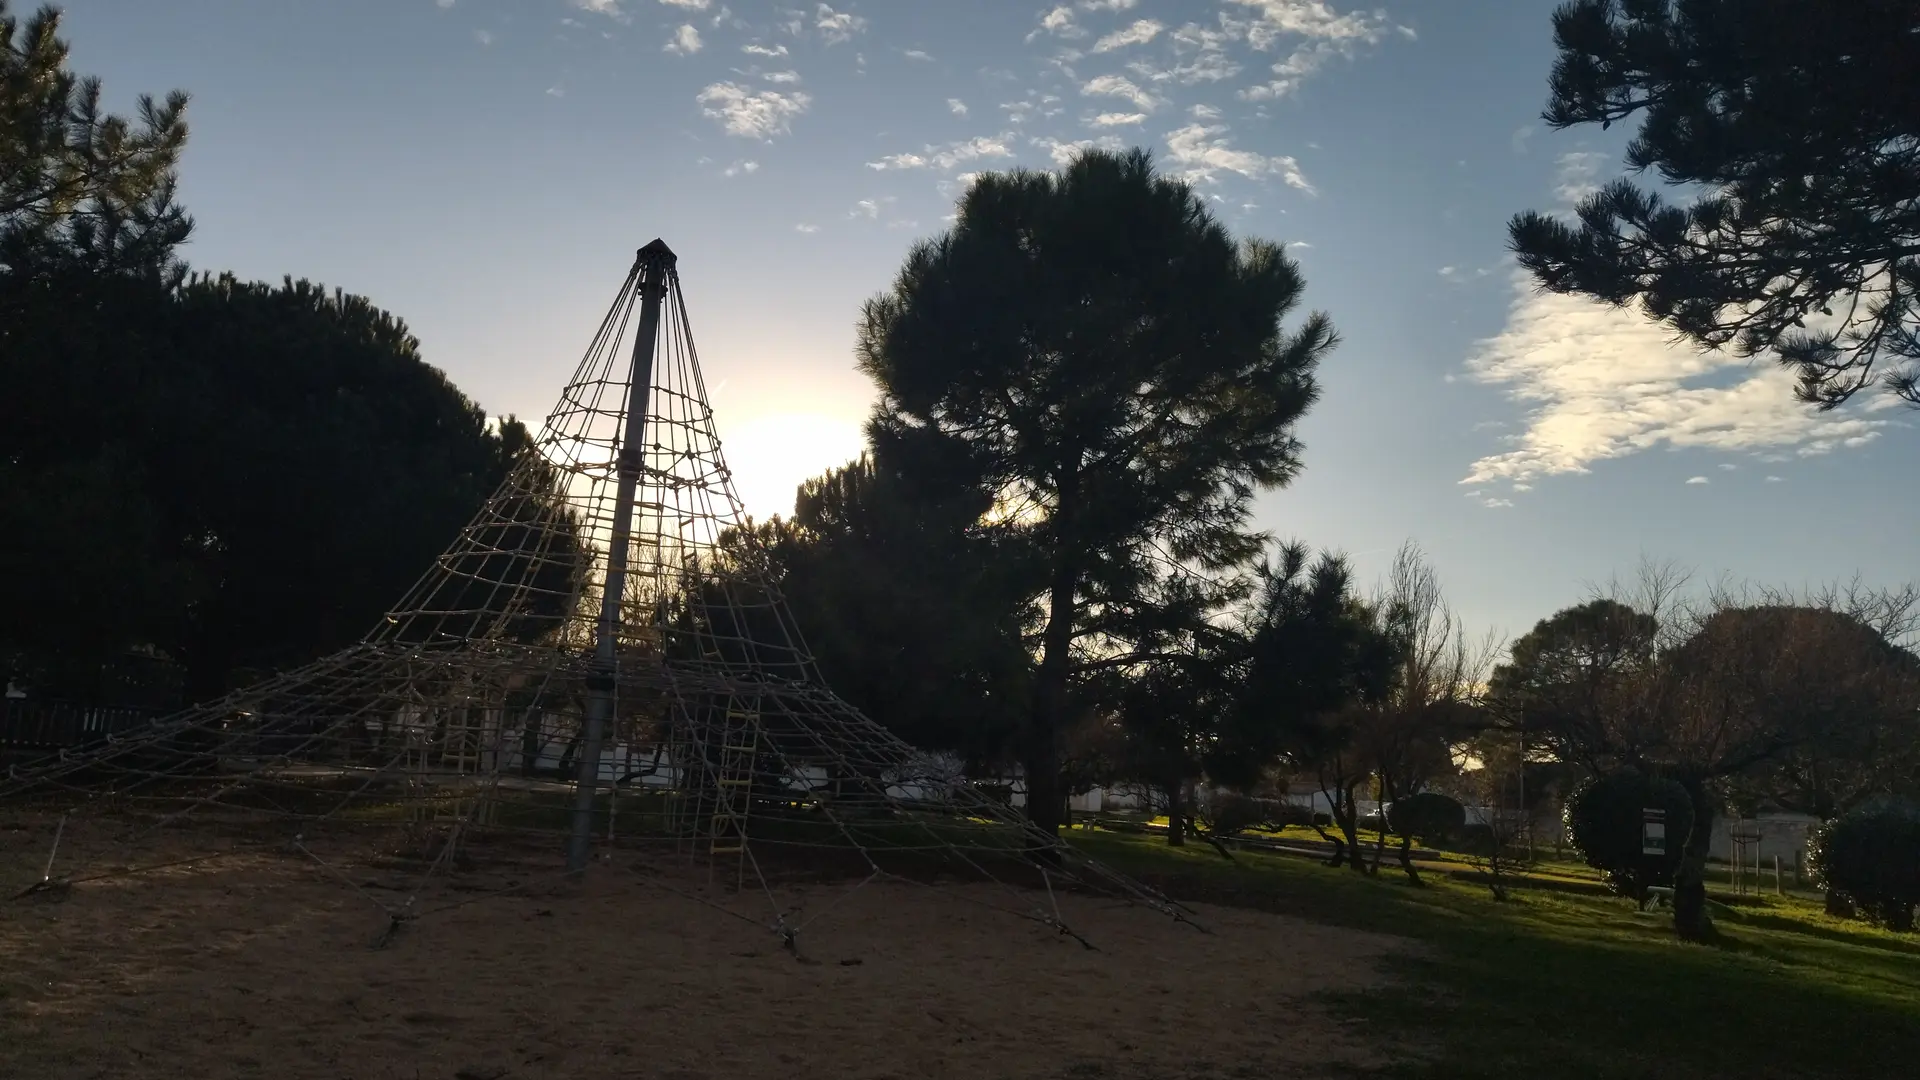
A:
[1072,830,1920,1079]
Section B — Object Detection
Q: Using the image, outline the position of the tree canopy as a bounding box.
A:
[856,147,1333,833]
[1509,0,1920,409]
[0,269,572,700]
[736,448,1033,768]
[0,1,190,280]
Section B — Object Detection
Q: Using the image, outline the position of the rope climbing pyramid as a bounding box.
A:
[2,240,1193,951]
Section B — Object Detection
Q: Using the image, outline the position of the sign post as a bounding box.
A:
[1641,808,1666,856]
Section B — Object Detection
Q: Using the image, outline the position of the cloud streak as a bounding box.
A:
[1459,271,1889,489]
[1093,19,1163,53]
[867,134,1016,172]
[696,82,811,139]
[1164,123,1313,192]
[1081,73,1159,111]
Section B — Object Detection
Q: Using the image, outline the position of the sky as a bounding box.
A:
[59,0,1919,646]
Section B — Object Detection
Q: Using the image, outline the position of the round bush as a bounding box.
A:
[1808,799,1920,932]
[1563,770,1694,904]
[1387,792,1467,845]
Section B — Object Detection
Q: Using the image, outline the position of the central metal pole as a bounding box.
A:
[568,239,676,874]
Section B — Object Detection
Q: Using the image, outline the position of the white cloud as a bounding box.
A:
[762,70,803,83]
[1439,265,1491,284]
[1093,19,1163,53]
[1164,123,1314,192]
[1286,240,1311,249]
[1686,476,1710,485]
[1765,475,1784,482]
[1396,24,1417,40]
[1171,21,1234,52]
[1718,462,1738,471]
[1031,134,1127,167]
[1079,0,1138,10]
[665,24,703,54]
[1030,5,1087,42]
[904,48,934,61]
[850,196,895,219]
[1458,272,1890,489]
[1511,124,1536,154]
[545,86,565,97]
[1081,73,1159,111]
[473,28,494,45]
[742,42,788,56]
[573,0,625,14]
[437,0,455,8]
[659,0,709,8]
[1189,102,1222,120]
[722,160,759,177]
[1131,51,1241,85]
[795,223,820,233]
[1229,0,1390,48]
[867,134,1016,171]
[1090,111,1146,127]
[696,82,812,139]
[948,98,969,116]
[815,3,867,46]
[1228,0,1399,99]
[1553,150,1611,206]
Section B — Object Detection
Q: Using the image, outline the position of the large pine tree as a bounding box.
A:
[855,148,1334,834]
[1509,0,1920,409]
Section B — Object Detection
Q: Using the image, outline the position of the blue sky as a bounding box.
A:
[62,0,1919,645]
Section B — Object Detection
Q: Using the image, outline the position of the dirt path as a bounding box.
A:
[1,817,1409,1079]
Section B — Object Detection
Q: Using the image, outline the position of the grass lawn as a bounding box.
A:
[1073,830,1920,1079]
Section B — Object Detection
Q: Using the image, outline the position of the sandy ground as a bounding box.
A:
[1,813,1408,1080]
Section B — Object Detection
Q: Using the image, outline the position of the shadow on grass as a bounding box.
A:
[1073,829,1920,1080]
[1724,907,1920,958]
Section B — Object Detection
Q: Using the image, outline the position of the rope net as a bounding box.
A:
[1,241,1192,949]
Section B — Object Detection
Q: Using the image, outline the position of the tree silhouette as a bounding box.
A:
[730,446,1033,769]
[1492,589,1920,940]
[1239,545,1399,870]
[0,271,572,702]
[1509,0,1920,410]
[0,1,191,281]
[856,148,1332,835]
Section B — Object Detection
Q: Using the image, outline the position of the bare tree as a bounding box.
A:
[1356,544,1502,883]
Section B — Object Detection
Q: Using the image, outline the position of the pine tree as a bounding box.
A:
[856,148,1332,835]
[1509,0,1920,409]
[0,1,191,279]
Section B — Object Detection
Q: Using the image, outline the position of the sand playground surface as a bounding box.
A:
[1,812,1410,1080]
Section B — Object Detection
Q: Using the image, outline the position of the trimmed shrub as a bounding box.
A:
[1265,802,1316,829]
[1457,822,1496,855]
[1387,792,1468,845]
[1563,770,1693,904]
[1809,799,1920,932]
[1207,793,1263,837]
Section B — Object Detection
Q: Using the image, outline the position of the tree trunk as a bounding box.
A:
[519,708,542,778]
[1023,540,1080,841]
[1397,832,1423,886]
[1672,773,1717,942]
[1334,784,1366,874]
[1164,783,1185,847]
